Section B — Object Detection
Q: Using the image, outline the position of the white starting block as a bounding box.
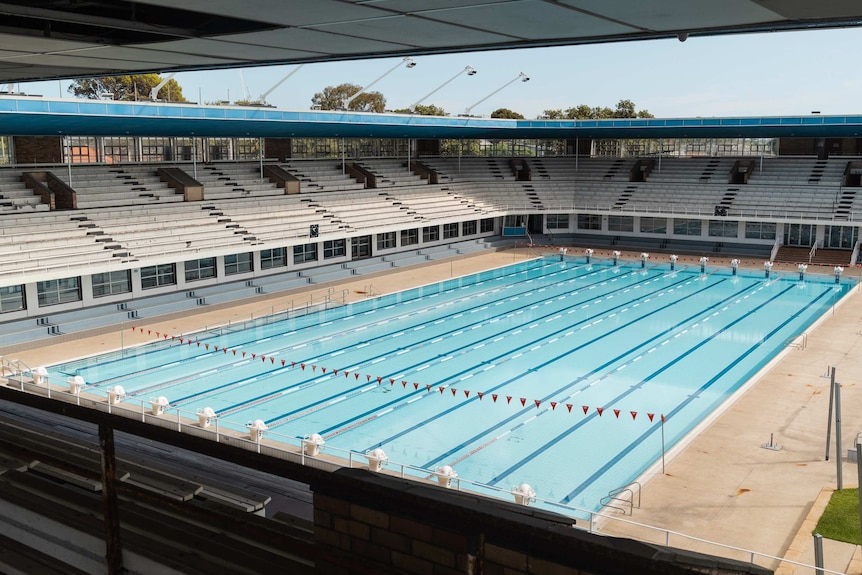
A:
[196,406,216,428]
[149,396,169,415]
[67,375,85,395]
[107,385,126,404]
[247,419,268,441]
[365,448,388,472]
[303,433,325,457]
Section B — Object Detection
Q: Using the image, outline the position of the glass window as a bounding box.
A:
[92,270,131,298]
[462,220,477,236]
[103,136,135,164]
[140,137,173,162]
[639,217,667,234]
[293,243,318,264]
[185,257,216,282]
[260,248,285,270]
[423,226,439,242]
[443,223,459,239]
[377,232,397,250]
[37,277,81,307]
[674,219,702,236]
[235,138,260,160]
[607,215,633,232]
[480,218,495,233]
[577,214,602,231]
[324,239,346,259]
[141,264,176,289]
[708,220,739,238]
[0,285,25,313]
[67,137,98,164]
[546,214,569,230]
[225,252,253,275]
[745,222,777,241]
[401,228,419,246]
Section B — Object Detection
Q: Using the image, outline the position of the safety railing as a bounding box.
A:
[600,481,641,515]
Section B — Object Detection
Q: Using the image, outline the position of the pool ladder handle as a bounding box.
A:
[599,480,641,516]
[786,332,808,350]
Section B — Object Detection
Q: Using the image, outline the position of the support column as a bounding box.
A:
[99,423,123,574]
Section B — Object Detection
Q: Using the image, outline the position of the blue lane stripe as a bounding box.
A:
[557,284,834,504]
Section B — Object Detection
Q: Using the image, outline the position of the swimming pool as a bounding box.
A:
[48,256,854,515]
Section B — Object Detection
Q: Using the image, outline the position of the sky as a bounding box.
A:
[17,27,862,120]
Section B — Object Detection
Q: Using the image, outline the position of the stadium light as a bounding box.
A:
[150,72,176,102]
[409,65,476,113]
[259,64,305,105]
[344,56,416,110]
[464,72,529,116]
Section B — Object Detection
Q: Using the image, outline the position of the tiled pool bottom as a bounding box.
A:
[48,257,854,515]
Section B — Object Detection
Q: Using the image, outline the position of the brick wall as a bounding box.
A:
[13,136,63,164]
[264,138,292,162]
[312,468,771,575]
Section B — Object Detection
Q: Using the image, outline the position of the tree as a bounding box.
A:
[540,100,653,120]
[311,83,386,112]
[392,104,446,116]
[490,108,524,119]
[68,74,187,102]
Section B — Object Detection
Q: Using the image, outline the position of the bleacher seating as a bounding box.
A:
[0,169,44,212]
[181,162,284,200]
[56,165,183,208]
[282,159,365,193]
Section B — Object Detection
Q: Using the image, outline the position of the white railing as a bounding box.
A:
[0,368,847,575]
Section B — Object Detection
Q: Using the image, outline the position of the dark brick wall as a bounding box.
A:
[13,136,63,164]
[264,138,293,162]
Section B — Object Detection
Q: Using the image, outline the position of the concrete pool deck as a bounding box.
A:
[7,246,862,574]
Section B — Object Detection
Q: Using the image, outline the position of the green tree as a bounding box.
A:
[392,104,446,116]
[541,101,653,120]
[311,83,386,112]
[490,108,524,119]
[68,74,187,102]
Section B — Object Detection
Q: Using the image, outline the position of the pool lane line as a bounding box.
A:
[85,257,591,386]
[172,265,669,413]
[483,281,804,490]
[256,266,691,428]
[556,283,834,505]
[347,275,748,454]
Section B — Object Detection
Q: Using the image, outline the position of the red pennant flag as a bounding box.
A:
[156,331,160,337]
[312,365,316,371]
[582,405,589,414]
[596,407,604,416]
[492,394,498,403]
[213,345,218,351]
[377,376,382,383]
[270,357,275,364]
[366,374,371,381]
[171,335,176,340]
[402,381,407,388]
[613,409,620,419]
[661,414,666,422]
[164,334,169,340]
[322,367,327,373]
[630,411,637,420]
[426,384,431,392]
[647,413,655,422]
[464,390,470,398]
[390,379,395,385]
[333,369,339,375]
[551,402,557,410]
[232,349,237,355]
[147,330,152,335]
[262,356,266,363]
[205,344,210,350]
[223,348,228,354]
[451,388,457,396]
[344,371,349,378]
[242,351,246,357]
[281,360,286,366]
[413,383,419,390]
[131,327,136,332]
[188,340,192,346]
[291,361,296,368]
[534,399,541,409]
[197,342,201,348]
[507,396,512,404]
[301,363,306,370]
[439,387,445,394]
[355,373,360,380]
[477,392,484,400]
[251,353,256,359]
[179,338,184,343]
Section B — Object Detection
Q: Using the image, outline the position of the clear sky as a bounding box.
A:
[18,27,862,120]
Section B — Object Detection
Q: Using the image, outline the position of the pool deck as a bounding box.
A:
[8,246,862,575]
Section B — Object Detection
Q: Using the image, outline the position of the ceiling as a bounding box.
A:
[1,0,861,84]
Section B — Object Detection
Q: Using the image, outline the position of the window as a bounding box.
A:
[37,277,81,307]
[260,248,285,270]
[607,215,633,232]
[708,220,739,238]
[674,219,702,236]
[293,243,318,264]
[0,285,25,313]
[377,232,397,250]
[401,228,419,246]
[480,218,495,233]
[577,214,602,231]
[324,239,346,259]
[225,252,253,275]
[639,217,667,234]
[443,223,459,239]
[745,222,777,241]
[67,137,98,164]
[235,138,260,160]
[92,270,131,298]
[462,220,477,236]
[185,257,216,282]
[103,136,134,164]
[141,264,176,289]
[423,226,439,243]
[546,214,569,230]
[140,137,172,162]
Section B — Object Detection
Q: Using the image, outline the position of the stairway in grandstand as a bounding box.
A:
[773,245,854,266]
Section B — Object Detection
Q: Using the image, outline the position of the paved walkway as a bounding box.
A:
[7,246,862,574]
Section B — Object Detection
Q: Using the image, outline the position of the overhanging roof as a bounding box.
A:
[2,96,862,140]
[1,0,861,83]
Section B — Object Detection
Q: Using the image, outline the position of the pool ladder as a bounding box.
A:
[600,481,641,515]
[786,332,808,350]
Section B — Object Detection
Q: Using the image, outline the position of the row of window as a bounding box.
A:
[560,214,778,240]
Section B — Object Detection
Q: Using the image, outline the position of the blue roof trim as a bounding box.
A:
[2,97,862,139]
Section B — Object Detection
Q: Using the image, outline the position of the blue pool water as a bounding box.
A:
[48,257,853,514]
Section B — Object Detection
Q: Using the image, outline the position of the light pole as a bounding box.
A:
[409,65,476,112]
[258,64,305,105]
[464,72,529,116]
[344,56,416,110]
